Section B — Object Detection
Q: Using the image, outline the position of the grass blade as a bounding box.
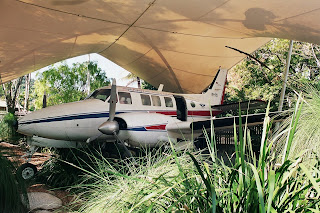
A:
[249,163,265,213]
[267,170,275,213]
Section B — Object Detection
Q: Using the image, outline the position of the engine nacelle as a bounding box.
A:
[115,112,178,148]
[30,136,87,148]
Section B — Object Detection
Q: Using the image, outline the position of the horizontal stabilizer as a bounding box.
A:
[166,111,287,134]
[211,100,267,112]
[193,111,287,130]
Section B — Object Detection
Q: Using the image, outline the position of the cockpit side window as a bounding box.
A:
[87,89,111,101]
[119,92,132,104]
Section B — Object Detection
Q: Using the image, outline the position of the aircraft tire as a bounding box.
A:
[17,163,37,180]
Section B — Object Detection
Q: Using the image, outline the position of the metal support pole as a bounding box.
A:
[278,40,294,112]
[87,54,91,95]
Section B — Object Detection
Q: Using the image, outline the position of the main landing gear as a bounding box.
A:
[17,145,38,180]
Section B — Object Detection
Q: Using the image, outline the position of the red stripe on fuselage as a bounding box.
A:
[153,110,222,117]
[145,124,167,130]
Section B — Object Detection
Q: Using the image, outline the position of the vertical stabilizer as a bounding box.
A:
[202,68,228,105]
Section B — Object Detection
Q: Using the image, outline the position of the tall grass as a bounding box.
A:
[191,100,320,212]
[273,85,320,161]
[68,147,203,212]
[69,99,320,212]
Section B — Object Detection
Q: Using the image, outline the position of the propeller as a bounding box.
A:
[98,79,119,135]
[86,79,117,143]
[86,79,135,161]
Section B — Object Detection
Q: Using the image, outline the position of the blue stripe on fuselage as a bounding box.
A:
[19,112,169,132]
[126,127,147,131]
[19,112,110,125]
[19,110,178,125]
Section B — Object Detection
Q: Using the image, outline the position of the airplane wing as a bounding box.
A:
[166,111,286,133]
[211,100,267,113]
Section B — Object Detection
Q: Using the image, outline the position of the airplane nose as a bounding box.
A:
[17,119,34,136]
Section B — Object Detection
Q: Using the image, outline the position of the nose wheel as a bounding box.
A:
[17,162,37,180]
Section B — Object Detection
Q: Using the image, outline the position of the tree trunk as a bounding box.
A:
[23,73,31,111]
[2,77,24,114]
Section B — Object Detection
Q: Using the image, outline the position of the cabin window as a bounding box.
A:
[151,95,161,106]
[164,97,173,107]
[88,89,111,101]
[119,92,132,104]
[141,94,151,106]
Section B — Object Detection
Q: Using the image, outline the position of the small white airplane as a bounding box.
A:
[17,68,267,179]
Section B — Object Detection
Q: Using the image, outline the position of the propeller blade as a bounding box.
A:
[113,132,137,164]
[108,79,117,121]
[86,133,103,144]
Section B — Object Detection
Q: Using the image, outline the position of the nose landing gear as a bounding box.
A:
[16,145,38,180]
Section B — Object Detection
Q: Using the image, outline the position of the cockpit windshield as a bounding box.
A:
[87,89,111,101]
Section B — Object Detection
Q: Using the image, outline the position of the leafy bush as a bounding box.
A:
[0,112,21,143]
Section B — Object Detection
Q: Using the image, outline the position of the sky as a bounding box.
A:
[32,53,138,87]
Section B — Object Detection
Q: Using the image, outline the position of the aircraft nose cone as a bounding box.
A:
[17,117,35,136]
[17,122,26,135]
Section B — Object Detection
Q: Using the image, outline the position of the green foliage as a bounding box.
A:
[0,85,4,97]
[0,147,28,212]
[32,61,109,109]
[0,113,21,143]
[141,80,157,90]
[226,39,320,111]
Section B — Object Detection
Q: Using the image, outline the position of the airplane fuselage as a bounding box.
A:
[18,69,228,148]
[18,86,221,148]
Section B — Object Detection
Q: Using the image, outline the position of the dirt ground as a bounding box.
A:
[0,141,74,209]
[0,141,51,168]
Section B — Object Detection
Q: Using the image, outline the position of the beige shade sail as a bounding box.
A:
[1,0,320,93]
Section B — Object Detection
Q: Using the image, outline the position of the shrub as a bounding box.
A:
[0,112,21,143]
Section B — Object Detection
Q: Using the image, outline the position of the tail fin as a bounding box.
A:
[203,68,228,105]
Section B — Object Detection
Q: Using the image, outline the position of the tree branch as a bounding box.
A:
[225,46,271,71]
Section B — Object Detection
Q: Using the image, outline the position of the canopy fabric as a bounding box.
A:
[1,0,320,93]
